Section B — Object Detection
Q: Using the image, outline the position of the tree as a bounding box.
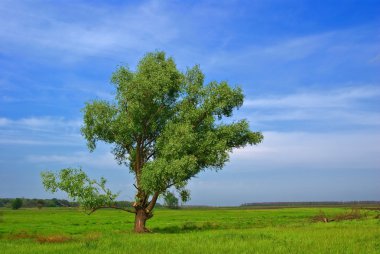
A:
[11,198,23,210]
[41,51,263,233]
[37,199,45,209]
[164,192,179,209]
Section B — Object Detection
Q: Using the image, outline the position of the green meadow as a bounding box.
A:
[0,207,379,254]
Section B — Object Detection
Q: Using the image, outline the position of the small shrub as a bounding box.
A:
[311,210,329,223]
[333,208,365,221]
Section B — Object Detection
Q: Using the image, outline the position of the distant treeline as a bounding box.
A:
[240,201,380,207]
[0,198,154,209]
[0,198,78,208]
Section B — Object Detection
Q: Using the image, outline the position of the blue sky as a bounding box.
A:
[0,0,379,205]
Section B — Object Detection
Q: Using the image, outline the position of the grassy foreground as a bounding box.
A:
[0,207,379,253]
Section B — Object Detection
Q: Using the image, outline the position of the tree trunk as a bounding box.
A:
[134,209,150,233]
[133,192,158,233]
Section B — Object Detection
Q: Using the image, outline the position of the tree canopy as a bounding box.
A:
[42,51,263,232]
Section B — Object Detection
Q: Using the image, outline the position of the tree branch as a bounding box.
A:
[146,192,160,213]
[135,138,142,185]
[143,134,158,149]
[165,180,184,190]
[87,206,136,215]
[145,105,165,129]
[146,151,156,162]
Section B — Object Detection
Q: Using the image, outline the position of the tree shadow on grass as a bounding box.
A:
[152,221,220,234]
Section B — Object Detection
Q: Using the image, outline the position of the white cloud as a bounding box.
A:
[231,130,380,171]
[185,130,380,205]
[0,138,78,146]
[0,116,81,131]
[0,0,239,66]
[0,116,82,145]
[241,86,380,127]
[244,86,380,109]
[27,151,120,169]
[248,110,380,126]
[0,117,11,126]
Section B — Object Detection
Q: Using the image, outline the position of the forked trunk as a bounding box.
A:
[134,209,150,233]
[133,192,158,233]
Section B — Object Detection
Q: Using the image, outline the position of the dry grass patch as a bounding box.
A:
[8,231,72,243]
[36,235,72,243]
[9,231,35,240]
[312,208,368,223]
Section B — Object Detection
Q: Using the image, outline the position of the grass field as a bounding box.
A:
[0,206,379,253]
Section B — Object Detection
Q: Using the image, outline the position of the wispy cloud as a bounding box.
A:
[0,1,180,62]
[0,116,80,130]
[245,86,380,109]
[205,32,333,69]
[0,117,82,145]
[198,26,380,88]
[241,85,380,128]
[0,117,11,126]
[27,151,120,170]
[231,130,380,171]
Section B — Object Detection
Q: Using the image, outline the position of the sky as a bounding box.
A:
[0,0,379,206]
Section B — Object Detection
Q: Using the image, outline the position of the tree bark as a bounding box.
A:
[134,208,150,233]
[132,191,159,233]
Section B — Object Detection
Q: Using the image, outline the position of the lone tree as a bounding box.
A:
[41,52,263,233]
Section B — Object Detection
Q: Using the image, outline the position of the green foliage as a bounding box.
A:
[11,198,23,210]
[163,192,179,209]
[179,189,191,203]
[41,168,118,212]
[0,198,11,207]
[81,51,262,192]
[41,51,263,216]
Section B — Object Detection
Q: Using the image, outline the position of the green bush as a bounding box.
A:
[11,198,23,210]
